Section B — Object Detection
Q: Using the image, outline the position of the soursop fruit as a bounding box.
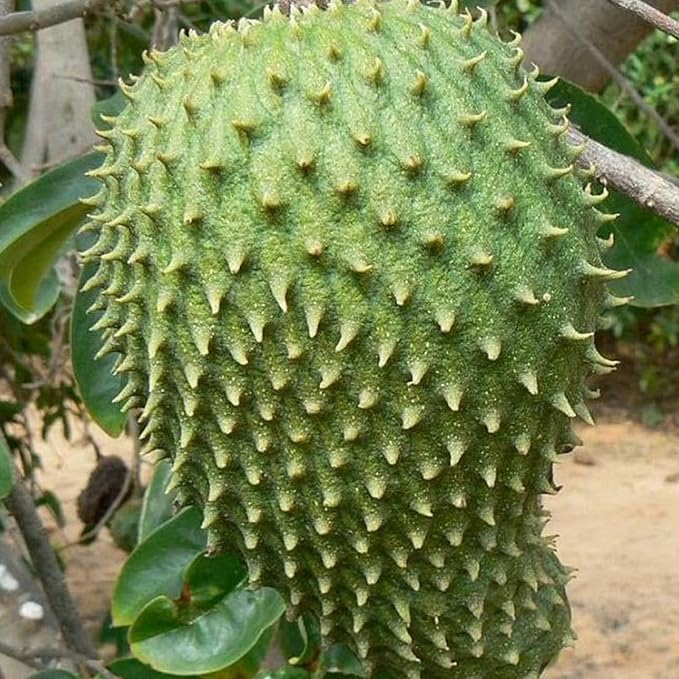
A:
[80,1,627,676]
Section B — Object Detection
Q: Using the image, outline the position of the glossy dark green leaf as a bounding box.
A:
[129,587,285,676]
[185,551,247,609]
[70,261,126,437]
[279,613,320,666]
[0,153,101,320]
[97,657,193,679]
[0,432,13,499]
[138,459,177,542]
[202,625,275,679]
[318,646,364,677]
[548,79,679,306]
[112,506,207,627]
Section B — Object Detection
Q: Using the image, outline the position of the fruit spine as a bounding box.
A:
[80,1,627,676]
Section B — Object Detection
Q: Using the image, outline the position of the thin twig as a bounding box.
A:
[53,74,118,86]
[0,641,44,671]
[0,0,29,184]
[0,640,119,679]
[605,0,679,39]
[3,465,98,659]
[570,127,679,226]
[547,0,679,155]
[0,140,26,181]
[0,0,109,36]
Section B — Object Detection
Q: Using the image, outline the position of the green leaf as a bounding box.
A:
[99,610,130,657]
[70,261,126,437]
[279,613,320,666]
[203,626,276,679]
[0,153,101,320]
[28,672,80,679]
[129,588,285,676]
[318,646,364,677]
[606,238,679,307]
[184,552,247,609]
[0,271,61,324]
[549,80,655,165]
[112,506,207,627]
[548,79,679,307]
[0,432,13,499]
[138,459,177,542]
[98,657,193,679]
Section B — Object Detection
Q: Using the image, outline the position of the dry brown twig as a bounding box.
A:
[570,127,679,226]
[605,0,679,39]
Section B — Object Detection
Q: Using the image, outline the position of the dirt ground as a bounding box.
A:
[25,406,679,679]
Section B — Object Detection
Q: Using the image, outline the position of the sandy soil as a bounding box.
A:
[19,413,679,678]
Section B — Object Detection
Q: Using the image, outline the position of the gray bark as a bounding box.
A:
[20,0,96,178]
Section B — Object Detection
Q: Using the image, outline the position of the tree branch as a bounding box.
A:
[570,127,679,226]
[3,465,97,660]
[0,640,119,679]
[0,0,109,36]
[605,0,679,38]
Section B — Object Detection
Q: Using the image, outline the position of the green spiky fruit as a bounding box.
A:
[80,1,626,676]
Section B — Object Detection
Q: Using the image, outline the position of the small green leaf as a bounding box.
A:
[138,459,177,542]
[70,261,126,437]
[318,646,364,677]
[0,153,101,320]
[129,588,285,676]
[0,432,13,500]
[279,613,320,666]
[98,657,193,678]
[185,552,247,608]
[112,506,207,627]
[548,79,679,306]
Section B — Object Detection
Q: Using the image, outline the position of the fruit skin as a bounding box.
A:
[80,1,627,676]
